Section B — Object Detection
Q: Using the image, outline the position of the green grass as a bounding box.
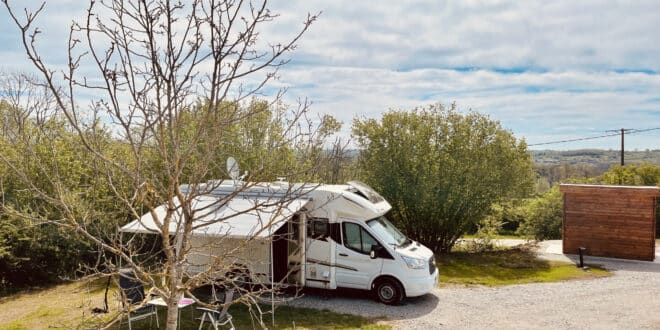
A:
[0,306,70,330]
[103,304,389,330]
[437,247,610,287]
[0,320,28,330]
[0,279,389,330]
[233,305,388,329]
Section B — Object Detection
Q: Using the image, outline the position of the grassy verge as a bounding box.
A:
[122,305,389,330]
[103,304,389,330]
[437,246,610,287]
[0,280,388,330]
[0,280,111,330]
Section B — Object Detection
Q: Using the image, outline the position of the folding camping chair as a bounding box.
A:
[118,268,159,330]
[197,288,235,330]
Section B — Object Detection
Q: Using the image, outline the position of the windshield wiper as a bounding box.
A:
[400,238,413,247]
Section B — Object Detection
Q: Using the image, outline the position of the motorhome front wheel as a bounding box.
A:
[374,278,404,305]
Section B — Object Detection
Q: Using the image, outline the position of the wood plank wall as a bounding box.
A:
[560,184,660,261]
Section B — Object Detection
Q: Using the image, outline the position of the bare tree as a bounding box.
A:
[1,0,329,328]
[0,70,58,139]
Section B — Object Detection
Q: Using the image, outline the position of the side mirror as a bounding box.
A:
[369,245,382,259]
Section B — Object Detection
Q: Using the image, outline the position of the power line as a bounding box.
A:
[527,127,660,147]
[629,127,660,134]
[528,132,620,147]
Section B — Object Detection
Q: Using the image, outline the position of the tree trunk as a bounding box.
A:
[166,297,179,330]
[166,264,183,330]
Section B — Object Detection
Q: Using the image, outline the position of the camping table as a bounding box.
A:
[147,297,195,329]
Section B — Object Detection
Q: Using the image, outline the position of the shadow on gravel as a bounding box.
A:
[294,287,440,320]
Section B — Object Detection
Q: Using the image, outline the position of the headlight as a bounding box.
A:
[401,255,425,269]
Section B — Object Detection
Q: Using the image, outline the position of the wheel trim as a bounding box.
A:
[379,285,395,301]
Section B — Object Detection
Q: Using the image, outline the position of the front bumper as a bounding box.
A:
[403,268,438,297]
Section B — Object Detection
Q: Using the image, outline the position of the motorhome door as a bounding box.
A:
[304,217,333,288]
[286,214,303,285]
[335,221,384,290]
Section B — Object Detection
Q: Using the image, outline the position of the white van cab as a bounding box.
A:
[121,179,438,305]
[302,180,438,304]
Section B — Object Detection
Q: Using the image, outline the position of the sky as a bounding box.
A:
[1,0,659,150]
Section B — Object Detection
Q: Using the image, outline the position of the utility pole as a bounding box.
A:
[608,128,631,166]
[620,128,624,166]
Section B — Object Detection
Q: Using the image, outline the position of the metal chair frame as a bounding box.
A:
[118,268,159,330]
[197,288,235,330]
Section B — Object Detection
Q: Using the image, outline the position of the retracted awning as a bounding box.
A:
[120,195,309,239]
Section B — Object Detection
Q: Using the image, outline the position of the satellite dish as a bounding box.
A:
[226,157,239,181]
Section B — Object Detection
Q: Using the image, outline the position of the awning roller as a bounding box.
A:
[120,195,309,239]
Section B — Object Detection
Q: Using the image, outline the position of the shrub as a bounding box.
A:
[517,186,563,240]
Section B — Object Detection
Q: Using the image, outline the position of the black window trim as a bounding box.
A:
[307,217,329,241]
[341,222,379,255]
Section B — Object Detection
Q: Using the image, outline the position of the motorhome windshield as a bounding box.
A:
[367,216,410,247]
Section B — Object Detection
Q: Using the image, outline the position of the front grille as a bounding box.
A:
[429,257,436,275]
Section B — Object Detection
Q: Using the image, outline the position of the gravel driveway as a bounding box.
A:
[286,243,660,329]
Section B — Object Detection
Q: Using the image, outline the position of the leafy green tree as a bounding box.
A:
[0,97,135,289]
[477,199,527,236]
[598,164,660,186]
[215,100,341,182]
[353,103,534,253]
[151,99,342,183]
[516,186,563,240]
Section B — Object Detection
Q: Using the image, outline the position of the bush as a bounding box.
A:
[598,163,660,186]
[353,104,534,253]
[0,217,94,290]
[517,186,563,240]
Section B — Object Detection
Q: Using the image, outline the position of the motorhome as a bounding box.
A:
[121,179,438,305]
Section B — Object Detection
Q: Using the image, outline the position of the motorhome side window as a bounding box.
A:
[343,222,379,254]
[307,218,329,240]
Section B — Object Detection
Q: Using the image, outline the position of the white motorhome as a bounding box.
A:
[121,179,438,304]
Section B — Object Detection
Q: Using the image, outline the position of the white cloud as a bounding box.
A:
[268,0,660,71]
[275,66,660,149]
[1,0,659,150]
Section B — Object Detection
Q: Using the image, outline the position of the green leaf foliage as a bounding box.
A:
[516,186,563,240]
[0,103,127,288]
[0,97,340,289]
[598,163,660,186]
[352,103,534,253]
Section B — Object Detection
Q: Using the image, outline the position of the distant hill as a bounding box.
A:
[341,148,660,184]
[531,149,660,166]
[530,149,660,184]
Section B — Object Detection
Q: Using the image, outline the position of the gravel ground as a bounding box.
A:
[286,242,660,329]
